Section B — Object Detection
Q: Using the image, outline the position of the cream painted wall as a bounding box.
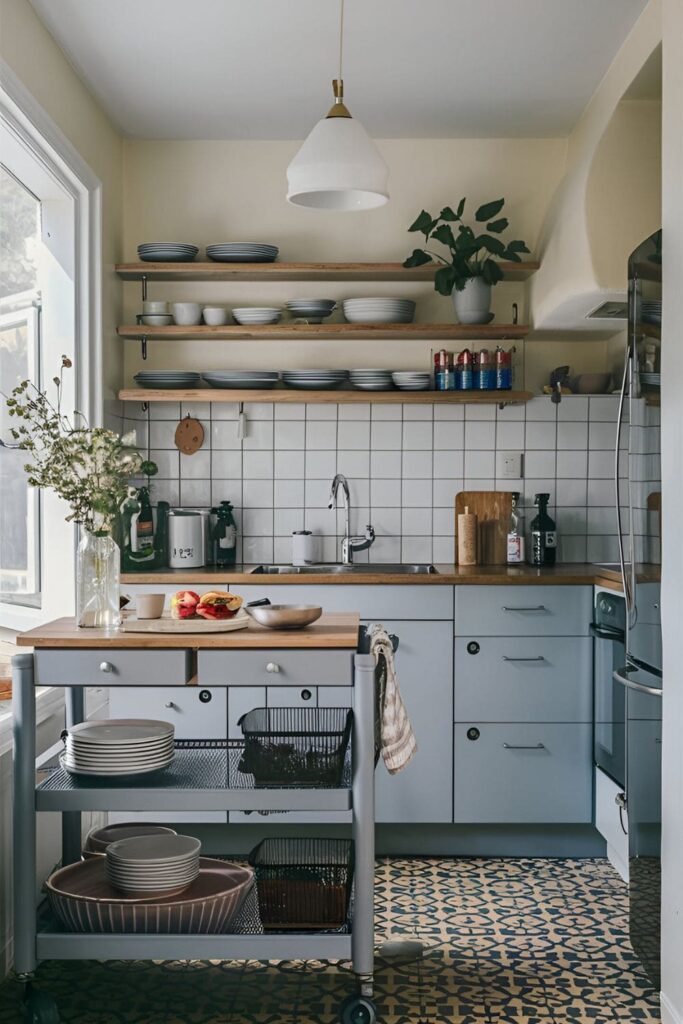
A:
[122,136,569,392]
[1,0,124,400]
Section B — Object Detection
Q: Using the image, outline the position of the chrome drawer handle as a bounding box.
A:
[99,661,113,673]
[266,662,280,674]
[502,742,545,750]
[502,656,546,662]
[501,605,547,613]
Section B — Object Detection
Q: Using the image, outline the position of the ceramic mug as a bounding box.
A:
[202,306,228,326]
[171,302,202,326]
[136,594,165,619]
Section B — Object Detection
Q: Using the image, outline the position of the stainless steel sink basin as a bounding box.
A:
[250,563,438,575]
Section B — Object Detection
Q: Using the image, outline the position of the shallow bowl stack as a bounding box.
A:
[206,243,278,263]
[201,370,279,390]
[105,834,201,897]
[342,298,415,324]
[83,823,177,860]
[391,370,432,391]
[134,370,201,390]
[232,307,282,325]
[286,299,336,323]
[61,719,175,777]
[349,369,394,390]
[281,369,349,390]
[137,243,198,263]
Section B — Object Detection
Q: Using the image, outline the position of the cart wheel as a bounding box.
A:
[339,994,377,1024]
[23,983,60,1024]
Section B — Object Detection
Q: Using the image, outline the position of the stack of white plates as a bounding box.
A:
[105,834,201,896]
[137,243,198,263]
[206,243,278,263]
[232,307,282,325]
[286,299,336,323]
[392,371,432,391]
[342,298,416,324]
[61,719,175,777]
[134,371,201,389]
[202,370,279,389]
[640,372,661,387]
[642,299,661,325]
[349,369,394,390]
[282,369,349,390]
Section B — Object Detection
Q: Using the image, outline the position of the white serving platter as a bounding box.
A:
[121,610,249,634]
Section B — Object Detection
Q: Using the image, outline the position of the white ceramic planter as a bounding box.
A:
[453,277,492,325]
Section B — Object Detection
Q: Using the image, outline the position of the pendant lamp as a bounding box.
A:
[286,0,389,211]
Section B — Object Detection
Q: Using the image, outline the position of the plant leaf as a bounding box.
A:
[439,205,461,222]
[506,239,531,254]
[502,249,522,263]
[474,234,506,257]
[481,259,504,286]
[432,224,457,249]
[475,198,505,222]
[403,249,433,268]
[486,217,509,234]
[456,197,466,218]
[434,265,457,296]
[408,209,436,235]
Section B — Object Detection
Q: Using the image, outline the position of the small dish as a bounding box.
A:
[141,314,174,326]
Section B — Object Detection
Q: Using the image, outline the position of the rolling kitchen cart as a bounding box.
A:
[12,613,380,1024]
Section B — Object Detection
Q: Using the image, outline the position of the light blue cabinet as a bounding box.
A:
[454,585,592,636]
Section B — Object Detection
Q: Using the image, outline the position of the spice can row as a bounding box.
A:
[433,347,513,391]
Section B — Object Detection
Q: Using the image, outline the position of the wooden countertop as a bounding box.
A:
[17,613,360,650]
[120,563,661,588]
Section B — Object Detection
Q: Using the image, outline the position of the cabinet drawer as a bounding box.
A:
[233,584,453,619]
[108,687,226,739]
[266,686,317,708]
[198,649,352,687]
[454,637,592,722]
[34,649,191,687]
[454,586,592,636]
[453,723,592,823]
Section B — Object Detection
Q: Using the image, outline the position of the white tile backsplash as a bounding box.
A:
[143,397,629,563]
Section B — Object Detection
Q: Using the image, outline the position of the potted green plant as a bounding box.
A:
[403,197,530,324]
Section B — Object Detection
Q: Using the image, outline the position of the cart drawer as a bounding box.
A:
[108,686,227,738]
[34,649,192,687]
[454,586,592,636]
[452,723,592,823]
[198,649,352,687]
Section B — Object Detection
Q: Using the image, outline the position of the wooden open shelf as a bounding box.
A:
[119,388,533,405]
[116,260,539,282]
[118,322,529,342]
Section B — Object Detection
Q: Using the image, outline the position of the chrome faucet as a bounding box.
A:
[328,473,375,564]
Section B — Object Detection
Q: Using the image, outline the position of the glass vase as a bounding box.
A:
[76,530,121,628]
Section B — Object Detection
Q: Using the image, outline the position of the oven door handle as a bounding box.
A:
[590,623,626,641]
[613,666,663,697]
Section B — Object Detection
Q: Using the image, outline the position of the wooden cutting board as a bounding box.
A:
[121,610,249,634]
[455,491,514,565]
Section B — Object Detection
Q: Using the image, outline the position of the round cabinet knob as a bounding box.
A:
[165,701,178,710]
[99,661,113,674]
[301,688,312,701]
[266,662,280,674]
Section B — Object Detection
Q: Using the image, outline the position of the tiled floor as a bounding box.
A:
[0,858,661,1023]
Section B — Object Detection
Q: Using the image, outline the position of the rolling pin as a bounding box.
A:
[457,505,478,566]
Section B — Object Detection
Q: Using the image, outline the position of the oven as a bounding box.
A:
[592,590,626,788]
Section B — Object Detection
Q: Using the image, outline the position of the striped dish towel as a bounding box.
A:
[368,623,417,775]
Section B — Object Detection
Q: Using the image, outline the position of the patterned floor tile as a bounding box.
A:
[0,857,662,1024]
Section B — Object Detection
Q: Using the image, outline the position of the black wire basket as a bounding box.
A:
[249,837,354,931]
[238,707,353,786]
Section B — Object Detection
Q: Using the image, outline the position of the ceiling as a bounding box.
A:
[30,0,650,140]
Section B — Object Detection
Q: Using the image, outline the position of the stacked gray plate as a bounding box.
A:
[134,371,200,389]
[232,307,282,325]
[105,834,201,896]
[206,243,278,263]
[61,719,175,777]
[137,243,198,263]
[349,369,394,390]
[342,298,416,324]
[202,370,279,390]
[282,369,348,390]
[286,299,336,323]
[640,372,661,386]
[392,371,432,391]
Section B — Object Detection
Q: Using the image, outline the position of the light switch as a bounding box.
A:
[501,452,523,478]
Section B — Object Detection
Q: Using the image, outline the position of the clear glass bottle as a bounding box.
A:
[506,491,525,564]
[76,529,121,628]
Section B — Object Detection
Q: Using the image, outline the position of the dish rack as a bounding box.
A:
[11,640,384,1024]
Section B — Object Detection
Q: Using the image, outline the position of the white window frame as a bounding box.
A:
[0,60,102,633]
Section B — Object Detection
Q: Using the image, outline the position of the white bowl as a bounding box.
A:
[202,307,228,326]
[171,302,202,326]
[141,314,174,326]
[142,301,169,314]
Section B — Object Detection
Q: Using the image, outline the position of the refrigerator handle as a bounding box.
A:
[615,350,635,625]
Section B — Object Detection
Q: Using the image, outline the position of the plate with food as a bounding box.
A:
[121,591,249,633]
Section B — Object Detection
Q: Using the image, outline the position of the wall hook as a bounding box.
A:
[141,402,148,413]
[141,275,148,302]
[237,402,247,441]
[512,302,519,325]
[141,336,148,360]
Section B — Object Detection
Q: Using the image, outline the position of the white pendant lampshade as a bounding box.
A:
[286,0,389,212]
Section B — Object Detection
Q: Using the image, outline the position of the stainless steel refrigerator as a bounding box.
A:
[614,228,662,988]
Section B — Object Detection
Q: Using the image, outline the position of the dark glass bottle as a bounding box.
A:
[135,486,155,555]
[153,501,169,569]
[212,501,237,566]
[528,493,557,567]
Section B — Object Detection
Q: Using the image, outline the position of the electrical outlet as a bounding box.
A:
[501,452,523,478]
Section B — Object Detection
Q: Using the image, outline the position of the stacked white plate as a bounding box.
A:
[202,370,279,389]
[105,834,201,896]
[206,243,278,263]
[640,372,661,386]
[342,298,416,324]
[137,243,198,263]
[134,371,201,389]
[642,299,661,325]
[282,369,348,390]
[232,307,282,325]
[349,369,394,390]
[61,719,175,777]
[392,371,432,391]
[286,299,336,323]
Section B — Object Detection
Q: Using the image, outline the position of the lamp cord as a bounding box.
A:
[338,0,345,85]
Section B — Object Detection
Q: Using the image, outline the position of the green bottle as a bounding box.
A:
[212,501,237,566]
[154,501,170,569]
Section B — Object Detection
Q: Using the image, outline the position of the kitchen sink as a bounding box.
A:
[250,563,439,575]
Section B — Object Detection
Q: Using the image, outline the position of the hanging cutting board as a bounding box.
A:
[455,491,514,565]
